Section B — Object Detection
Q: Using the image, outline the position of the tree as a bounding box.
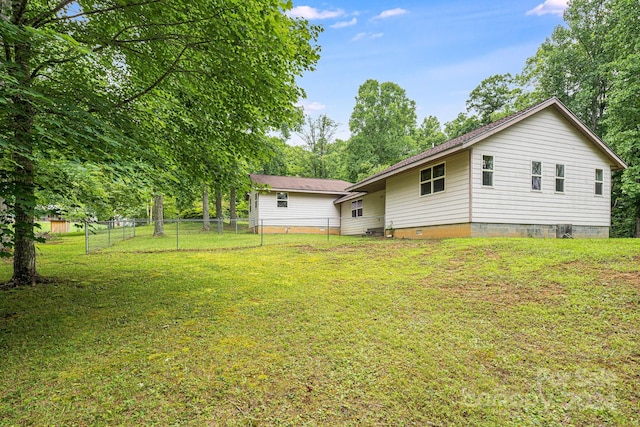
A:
[466,73,523,124]
[414,116,447,150]
[346,79,417,181]
[444,113,482,139]
[1,0,320,286]
[296,114,339,179]
[521,0,612,133]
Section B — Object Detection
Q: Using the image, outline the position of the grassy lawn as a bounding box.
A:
[1,235,639,425]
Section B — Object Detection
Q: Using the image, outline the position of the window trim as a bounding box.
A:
[420,162,446,196]
[531,160,542,191]
[555,163,565,193]
[595,168,604,196]
[351,199,363,218]
[482,155,494,187]
[276,192,288,208]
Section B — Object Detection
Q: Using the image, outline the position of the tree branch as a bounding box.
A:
[89,42,197,113]
[29,0,74,28]
[35,0,162,27]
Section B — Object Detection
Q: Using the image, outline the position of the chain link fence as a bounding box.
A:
[84,217,385,253]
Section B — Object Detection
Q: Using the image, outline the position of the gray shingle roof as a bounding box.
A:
[250,174,353,194]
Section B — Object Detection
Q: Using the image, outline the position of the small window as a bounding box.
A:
[595,169,603,195]
[482,155,494,187]
[555,164,565,193]
[420,162,446,196]
[531,161,542,191]
[351,199,363,218]
[276,192,288,208]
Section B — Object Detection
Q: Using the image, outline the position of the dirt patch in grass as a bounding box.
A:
[439,280,567,308]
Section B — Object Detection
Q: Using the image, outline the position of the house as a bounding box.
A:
[248,174,352,234]
[338,97,627,238]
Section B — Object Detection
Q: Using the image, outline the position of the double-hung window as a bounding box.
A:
[555,164,565,193]
[276,192,288,208]
[351,199,363,218]
[531,161,542,191]
[420,163,446,196]
[595,169,603,195]
[482,155,494,187]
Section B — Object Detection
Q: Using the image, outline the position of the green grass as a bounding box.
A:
[1,235,639,425]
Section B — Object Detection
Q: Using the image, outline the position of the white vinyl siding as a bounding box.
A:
[385,151,469,229]
[256,191,341,228]
[341,190,386,235]
[472,108,612,226]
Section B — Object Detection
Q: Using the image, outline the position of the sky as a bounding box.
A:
[287,0,568,143]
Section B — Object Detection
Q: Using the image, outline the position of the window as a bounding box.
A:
[555,164,565,193]
[351,199,363,218]
[420,162,445,196]
[482,155,494,187]
[531,161,542,191]
[595,169,603,195]
[276,192,288,208]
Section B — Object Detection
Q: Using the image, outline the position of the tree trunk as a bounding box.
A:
[6,39,43,287]
[153,193,164,236]
[215,187,223,233]
[202,186,210,231]
[229,187,237,219]
[10,154,40,287]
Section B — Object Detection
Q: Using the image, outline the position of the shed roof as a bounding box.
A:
[250,174,353,195]
[348,97,627,193]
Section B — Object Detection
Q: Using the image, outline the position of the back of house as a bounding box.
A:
[341,97,626,239]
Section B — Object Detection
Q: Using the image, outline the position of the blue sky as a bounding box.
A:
[287,0,568,142]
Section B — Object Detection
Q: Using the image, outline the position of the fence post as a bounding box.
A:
[235,218,238,234]
[107,220,111,247]
[133,219,136,238]
[260,219,264,246]
[327,218,330,241]
[122,221,126,241]
[176,219,180,250]
[84,220,89,254]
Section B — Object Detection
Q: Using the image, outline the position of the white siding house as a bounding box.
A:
[249,174,352,234]
[340,97,626,239]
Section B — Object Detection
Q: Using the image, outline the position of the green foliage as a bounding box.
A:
[414,115,447,150]
[444,112,482,139]
[346,79,418,181]
[296,114,339,179]
[466,73,523,124]
[1,0,321,284]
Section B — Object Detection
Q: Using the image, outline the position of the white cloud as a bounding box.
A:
[351,32,384,42]
[296,101,326,113]
[331,18,357,29]
[373,8,408,20]
[286,6,345,20]
[526,0,568,16]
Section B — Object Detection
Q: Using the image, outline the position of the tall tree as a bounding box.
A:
[296,114,339,179]
[414,116,447,150]
[1,0,320,286]
[346,79,417,181]
[466,73,523,124]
